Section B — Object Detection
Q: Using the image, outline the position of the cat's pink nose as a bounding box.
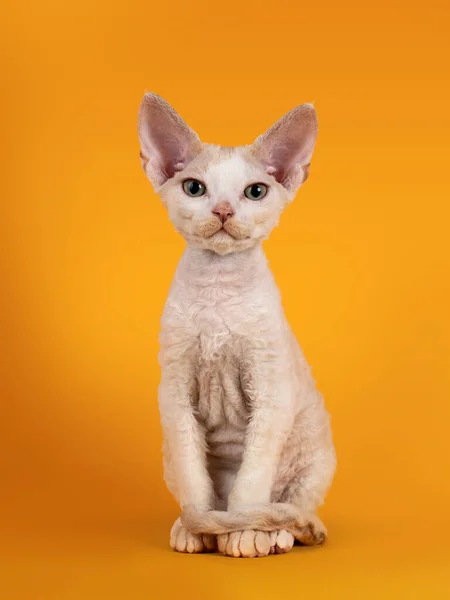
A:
[212,202,234,223]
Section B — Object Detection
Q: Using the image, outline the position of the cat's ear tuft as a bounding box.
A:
[251,104,318,192]
[138,93,202,189]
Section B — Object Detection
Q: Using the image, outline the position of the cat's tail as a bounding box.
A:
[180,503,309,535]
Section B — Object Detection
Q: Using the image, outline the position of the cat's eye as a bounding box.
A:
[244,183,268,201]
[183,179,206,197]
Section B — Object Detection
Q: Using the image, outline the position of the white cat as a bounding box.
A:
[138,93,336,558]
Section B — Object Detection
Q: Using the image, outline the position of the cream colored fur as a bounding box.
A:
[138,93,336,558]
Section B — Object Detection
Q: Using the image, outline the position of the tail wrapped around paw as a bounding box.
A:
[180,503,308,535]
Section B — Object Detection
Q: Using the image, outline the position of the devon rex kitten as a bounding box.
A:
[138,93,336,558]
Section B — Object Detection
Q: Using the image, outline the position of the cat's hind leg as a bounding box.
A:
[291,514,327,546]
[277,460,333,546]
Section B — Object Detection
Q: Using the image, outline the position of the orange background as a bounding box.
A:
[1,0,450,598]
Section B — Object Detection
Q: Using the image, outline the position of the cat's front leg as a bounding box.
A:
[218,362,294,558]
[227,354,294,509]
[159,363,216,553]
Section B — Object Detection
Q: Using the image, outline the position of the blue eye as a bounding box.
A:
[244,183,268,200]
[183,179,206,197]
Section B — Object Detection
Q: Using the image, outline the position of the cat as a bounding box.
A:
[138,93,336,558]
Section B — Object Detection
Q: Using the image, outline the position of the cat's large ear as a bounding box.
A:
[138,93,202,189]
[251,104,318,192]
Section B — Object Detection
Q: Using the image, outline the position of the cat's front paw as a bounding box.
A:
[170,518,216,554]
[218,529,294,558]
[269,529,295,554]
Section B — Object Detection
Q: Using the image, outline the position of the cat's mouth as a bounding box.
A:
[213,227,234,238]
[214,222,251,241]
[202,223,236,240]
[194,218,251,241]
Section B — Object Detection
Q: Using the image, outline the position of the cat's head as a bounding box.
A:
[138,93,318,255]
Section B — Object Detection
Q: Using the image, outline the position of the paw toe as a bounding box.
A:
[255,531,271,556]
[217,533,228,554]
[238,530,258,558]
[274,529,295,554]
[227,531,242,557]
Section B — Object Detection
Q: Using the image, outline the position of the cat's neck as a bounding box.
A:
[176,243,271,292]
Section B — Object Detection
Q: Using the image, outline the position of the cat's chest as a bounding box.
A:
[194,300,237,359]
[161,288,269,429]
[195,342,248,431]
[191,302,249,430]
